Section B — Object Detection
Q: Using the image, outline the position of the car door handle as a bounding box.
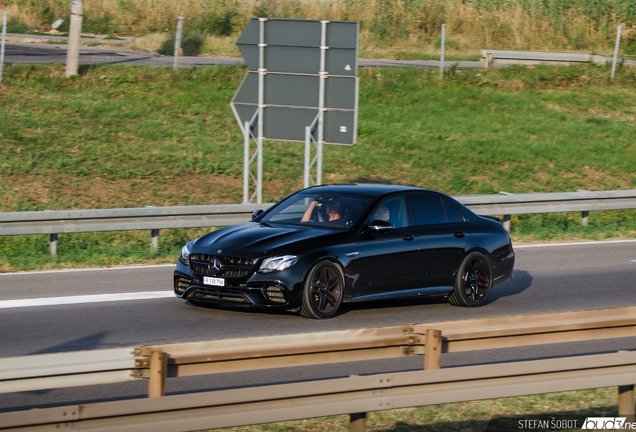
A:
[402,234,415,241]
[454,231,465,238]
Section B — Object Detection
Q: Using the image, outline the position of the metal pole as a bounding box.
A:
[611,25,622,79]
[173,16,183,73]
[257,18,266,204]
[439,24,445,79]
[304,126,311,189]
[244,121,250,203]
[65,0,83,77]
[317,21,328,186]
[0,12,7,86]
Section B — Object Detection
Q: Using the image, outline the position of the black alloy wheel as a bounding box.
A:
[448,251,492,307]
[300,261,344,319]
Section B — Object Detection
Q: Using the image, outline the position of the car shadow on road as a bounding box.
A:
[486,269,533,304]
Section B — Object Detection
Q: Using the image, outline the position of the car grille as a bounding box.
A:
[189,254,256,278]
[188,288,250,303]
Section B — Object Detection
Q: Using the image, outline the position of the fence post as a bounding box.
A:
[150,229,159,250]
[424,329,442,370]
[173,16,184,73]
[0,12,7,86]
[619,385,635,421]
[611,25,622,80]
[350,413,367,432]
[65,0,83,77]
[439,24,445,79]
[148,349,167,397]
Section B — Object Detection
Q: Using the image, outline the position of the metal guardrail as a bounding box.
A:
[2,307,636,430]
[0,189,635,255]
[481,49,636,69]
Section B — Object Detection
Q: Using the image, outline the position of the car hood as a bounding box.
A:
[193,222,341,257]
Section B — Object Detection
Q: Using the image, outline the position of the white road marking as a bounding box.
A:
[0,264,175,276]
[0,291,174,309]
[515,239,636,249]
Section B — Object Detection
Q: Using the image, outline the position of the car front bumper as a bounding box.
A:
[173,260,303,309]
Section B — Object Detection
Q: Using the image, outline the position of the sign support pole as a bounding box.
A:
[243,121,250,203]
[316,20,329,186]
[304,127,311,189]
[257,18,266,203]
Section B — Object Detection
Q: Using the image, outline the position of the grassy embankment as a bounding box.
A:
[1,63,636,271]
[2,0,636,60]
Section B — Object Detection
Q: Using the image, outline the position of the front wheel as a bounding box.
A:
[300,261,344,319]
[448,251,492,307]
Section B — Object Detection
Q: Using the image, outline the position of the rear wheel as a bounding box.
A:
[300,261,344,319]
[448,251,492,307]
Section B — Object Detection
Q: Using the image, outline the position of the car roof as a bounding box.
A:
[299,183,430,199]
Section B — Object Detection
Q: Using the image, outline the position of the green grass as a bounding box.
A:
[1,63,635,271]
[215,387,619,432]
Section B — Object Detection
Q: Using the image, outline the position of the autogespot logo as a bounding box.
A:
[582,418,631,429]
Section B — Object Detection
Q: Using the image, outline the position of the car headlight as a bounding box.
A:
[179,241,194,265]
[258,255,299,273]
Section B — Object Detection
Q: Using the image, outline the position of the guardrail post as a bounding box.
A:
[49,233,58,256]
[581,211,589,226]
[150,229,159,249]
[148,349,167,397]
[619,385,635,421]
[424,329,442,370]
[503,215,511,232]
[350,413,367,432]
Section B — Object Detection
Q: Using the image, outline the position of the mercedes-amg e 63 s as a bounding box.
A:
[174,184,515,318]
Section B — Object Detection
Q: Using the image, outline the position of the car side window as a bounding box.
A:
[443,200,465,223]
[368,196,409,229]
[410,194,447,225]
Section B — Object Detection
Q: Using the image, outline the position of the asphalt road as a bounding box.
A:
[2,41,485,69]
[1,240,635,412]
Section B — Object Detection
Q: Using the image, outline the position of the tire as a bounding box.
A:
[300,261,345,319]
[448,251,493,307]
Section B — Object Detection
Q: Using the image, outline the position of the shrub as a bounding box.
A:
[157,31,206,56]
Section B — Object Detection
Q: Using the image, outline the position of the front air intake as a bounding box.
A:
[264,286,286,303]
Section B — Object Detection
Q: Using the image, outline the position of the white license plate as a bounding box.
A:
[203,276,225,287]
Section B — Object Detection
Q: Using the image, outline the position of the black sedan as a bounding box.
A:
[174,184,515,319]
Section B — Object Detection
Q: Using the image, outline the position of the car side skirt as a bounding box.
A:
[344,286,454,303]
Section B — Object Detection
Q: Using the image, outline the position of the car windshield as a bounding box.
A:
[260,193,372,229]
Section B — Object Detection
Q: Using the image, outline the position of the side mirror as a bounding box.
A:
[365,220,393,233]
[252,209,264,220]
